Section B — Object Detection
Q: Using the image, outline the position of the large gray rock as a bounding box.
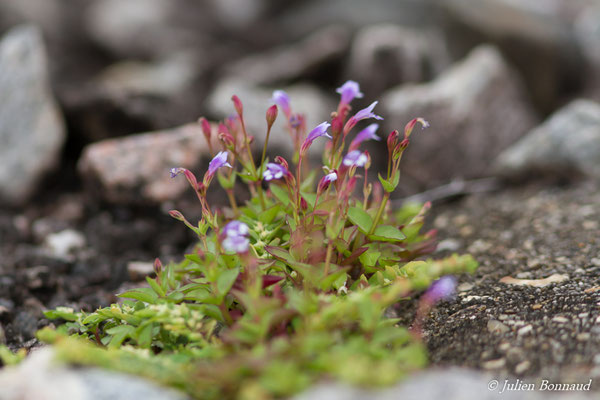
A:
[381,45,537,193]
[439,0,584,113]
[294,368,595,400]
[495,100,600,179]
[0,347,189,400]
[0,25,66,204]
[206,78,335,157]
[225,25,351,85]
[345,24,451,99]
[78,124,212,205]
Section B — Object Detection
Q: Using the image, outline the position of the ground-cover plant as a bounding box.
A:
[23,81,476,399]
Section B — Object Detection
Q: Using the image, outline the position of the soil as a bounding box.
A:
[2,176,600,390]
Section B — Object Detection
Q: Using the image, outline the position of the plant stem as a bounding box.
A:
[324,241,333,277]
[368,192,390,235]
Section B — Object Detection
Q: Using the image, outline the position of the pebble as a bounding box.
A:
[514,360,531,374]
[487,320,510,334]
[517,325,533,336]
[127,261,155,281]
[436,238,461,252]
[43,229,86,261]
[482,358,506,370]
[552,316,570,324]
[531,304,542,310]
[576,333,591,341]
[457,282,474,292]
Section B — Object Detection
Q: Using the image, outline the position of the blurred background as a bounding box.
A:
[1,0,600,348]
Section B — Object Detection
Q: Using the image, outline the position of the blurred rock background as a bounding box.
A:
[1,0,600,207]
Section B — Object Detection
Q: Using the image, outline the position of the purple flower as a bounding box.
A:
[301,122,331,154]
[318,171,337,192]
[222,220,249,237]
[263,163,288,181]
[208,151,232,176]
[221,220,250,253]
[336,80,363,105]
[344,101,383,134]
[170,167,185,178]
[342,150,368,168]
[424,276,457,303]
[222,235,250,253]
[350,123,380,150]
[271,90,292,119]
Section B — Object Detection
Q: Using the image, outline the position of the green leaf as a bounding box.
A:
[146,277,166,297]
[136,323,153,348]
[117,288,158,304]
[378,173,395,193]
[270,184,290,206]
[368,225,406,242]
[265,246,295,263]
[217,268,239,296]
[105,325,136,348]
[43,307,79,322]
[359,250,381,267]
[258,204,281,225]
[217,170,236,189]
[347,207,373,234]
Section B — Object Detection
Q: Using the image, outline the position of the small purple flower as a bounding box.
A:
[222,235,250,253]
[350,123,380,150]
[342,150,368,168]
[221,220,250,253]
[222,220,249,238]
[301,122,331,154]
[336,80,363,105]
[208,151,232,176]
[263,163,288,181]
[351,101,383,123]
[318,171,337,192]
[424,276,457,303]
[170,167,185,178]
[271,90,292,119]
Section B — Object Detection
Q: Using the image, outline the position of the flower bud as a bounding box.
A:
[274,156,289,170]
[266,105,278,128]
[387,130,399,153]
[199,117,211,142]
[232,95,243,117]
[153,258,163,275]
[404,117,429,139]
[364,150,372,169]
[218,131,234,147]
[300,196,308,211]
[168,210,185,221]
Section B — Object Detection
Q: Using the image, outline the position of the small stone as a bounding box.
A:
[436,238,461,253]
[482,358,506,370]
[457,282,474,292]
[487,320,510,334]
[467,239,492,254]
[43,229,86,261]
[127,261,155,281]
[515,360,531,375]
[553,316,570,324]
[576,333,591,341]
[517,325,533,336]
[531,304,542,310]
[583,220,599,230]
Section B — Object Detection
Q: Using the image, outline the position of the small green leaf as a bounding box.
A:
[347,206,373,234]
[368,225,406,242]
[117,288,158,304]
[378,173,395,193]
[258,204,281,225]
[359,250,381,267]
[217,268,239,296]
[265,246,295,263]
[146,277,166,297]
[270,185,290,206]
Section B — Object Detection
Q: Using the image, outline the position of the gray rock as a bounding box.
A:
[381,45,537,193]
[495,100,600,179]
[0,25,66,204]
[439,0,584,113]
[345,24,451,99]
[206,78,335,157]
[78,123,212,205]
[225,25,351,85]
[294,368,595,400]
[0,347,189,400]
[43,229,86,262]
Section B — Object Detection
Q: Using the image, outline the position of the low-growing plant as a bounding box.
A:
[32,81,477,399]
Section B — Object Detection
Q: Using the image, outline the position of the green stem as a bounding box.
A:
[368,192,390,235]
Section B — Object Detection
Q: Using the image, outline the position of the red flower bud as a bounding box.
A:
[387,130,399,153]
[300,196,308,211]
[364,150,372,169]
[404,117,429,139]
[266,105,278,128]
[199,117,211,142]
[274,156,289,170]
[153,258,163,274]
[232,95,243,117]
[168,210,185,221]
[218,132,234,147]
